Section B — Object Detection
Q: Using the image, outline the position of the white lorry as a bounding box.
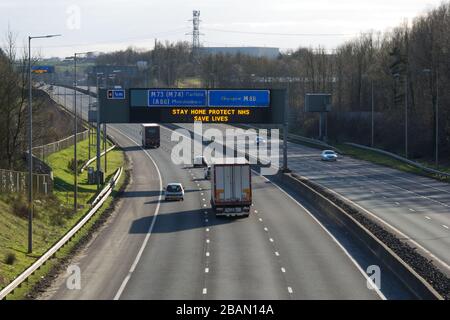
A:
[210,157,252,217]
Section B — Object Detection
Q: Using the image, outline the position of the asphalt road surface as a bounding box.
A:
[178,121,450,274]
[38,87,418,299]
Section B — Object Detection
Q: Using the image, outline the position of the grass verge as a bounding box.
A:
[335,143,450,182]
[0,134,125,299]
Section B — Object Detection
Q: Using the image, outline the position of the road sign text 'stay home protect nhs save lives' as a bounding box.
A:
[107,89,125,99]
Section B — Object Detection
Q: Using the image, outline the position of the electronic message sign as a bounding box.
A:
[99,88,285,124]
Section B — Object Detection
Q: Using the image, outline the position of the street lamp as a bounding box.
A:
[27,33,61,253]
[422,68,439,167]
[65,51,92,212]
[362,74,375,147]
[394,73,408,158]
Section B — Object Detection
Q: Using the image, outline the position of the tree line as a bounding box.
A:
[95,2,450,161]
[0,30,73,170]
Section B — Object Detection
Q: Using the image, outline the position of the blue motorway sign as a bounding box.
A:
[148,89,207,107]
[31,65,55,74]
[108,89,125,100]
[208,90,270,107]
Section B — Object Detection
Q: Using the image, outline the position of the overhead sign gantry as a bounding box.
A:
[98,88,285,124]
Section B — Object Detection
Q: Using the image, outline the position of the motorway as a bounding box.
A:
[34,86,423,300]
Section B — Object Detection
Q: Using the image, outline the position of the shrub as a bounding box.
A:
[67,158,85,173]
[4,252,16,265]
[12,194,28,219]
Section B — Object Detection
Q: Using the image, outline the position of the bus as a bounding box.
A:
[141,124,160,148]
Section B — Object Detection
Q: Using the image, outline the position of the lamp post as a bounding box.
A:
[27,34,61,253]
[394,73,408,158]
[423,68,439,167]
[363,74,375,147]
[65,51,92,212]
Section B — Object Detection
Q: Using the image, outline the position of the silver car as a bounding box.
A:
[321,150,338,161]
[164,183,184,201]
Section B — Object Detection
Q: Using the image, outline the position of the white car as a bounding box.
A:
[255,136,266,146]
[321,150,338,161]
[164,183,184,201]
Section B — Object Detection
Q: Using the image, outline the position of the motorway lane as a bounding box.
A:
[179,122,450,271]
[42,86,411,299]
[109,125,382,300]
[112,127,381,300]
[40,123,162,299]
[113,124,207,299]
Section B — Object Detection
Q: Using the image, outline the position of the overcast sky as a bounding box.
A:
[1,0,445,58]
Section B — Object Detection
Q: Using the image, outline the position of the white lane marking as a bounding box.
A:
[287,287,293,294]
[443,225,449,230]
[111,127,163,301]
[425,216,432,220]
[205,268,209,273]
[206,252,210,257]
[257,173,387,300]
[205,219,209,223]
[206,228,210,232]
[269,238,274,242]
[264,227,269,232]
[254,210,258,214]
[201,193,204,196]
[206,239,210,244]
[204,211,208,215]
[199,188,203,191]
[395,202,400,205]
[259,218,263,222]
[409,208,416,212]
[203,204,207,207]
[275,252,280,256]
[114,274,130,300]
[281,267,286,273]
[203,288,207,295]
[202,198,206,201]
